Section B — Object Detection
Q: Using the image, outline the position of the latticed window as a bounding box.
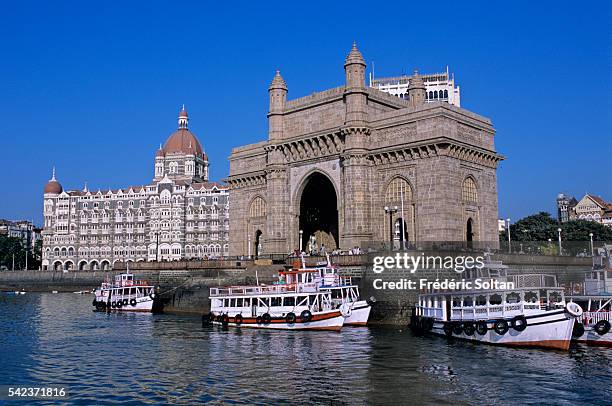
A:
[385,177,412,203]
[249,197,266,218]
[462,177,478,203]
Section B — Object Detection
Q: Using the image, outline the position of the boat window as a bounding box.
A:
[331,289,342,299]
[452,297,461,307]
[506,292,521,304]
[549,291,562,303]
[258,298,269,307]
[230,298,236,307]
[463,296,474,306]
[284,297,295,307]
[524,291,538,303]
[236,298,243,307]
[131,288,136,295]
[489,294,502,305]
[297,296,307,306]
[475,295,487,306]
[271,297,281,307]
[243,298,250,307]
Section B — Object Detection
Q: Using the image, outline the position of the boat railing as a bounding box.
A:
[210,282,319,297]
[506,274,557,288]
[583,311,612,325]
[418,301,557,321]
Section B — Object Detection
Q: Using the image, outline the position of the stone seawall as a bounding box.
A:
[0,270,119,292]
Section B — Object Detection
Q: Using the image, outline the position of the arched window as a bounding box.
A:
[434,90,438,99]
[462,177,478,204]
[249,197,267,218]
[385,177,413,204]
[444,89,448,99]
[428,91,433,99]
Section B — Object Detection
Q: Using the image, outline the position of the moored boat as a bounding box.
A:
[287,255,371,326]
[204,274,345,331]
[92,272,156,313]
[568,265,612,346]
[413,260,583,350]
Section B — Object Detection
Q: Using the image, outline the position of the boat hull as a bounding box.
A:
[573,327,612,346]
[94,295,154,313]
[344,301,371,326]
[425,310,576,350]
[210,310,344,331]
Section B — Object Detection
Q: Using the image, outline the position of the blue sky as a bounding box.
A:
[1,1,610,225]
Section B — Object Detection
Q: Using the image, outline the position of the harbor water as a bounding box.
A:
[1,292,611,405]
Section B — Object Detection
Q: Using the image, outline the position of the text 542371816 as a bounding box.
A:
[0,386,68,400]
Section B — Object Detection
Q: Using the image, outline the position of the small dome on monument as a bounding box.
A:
[44,167,63,194]
[344,41,366,67]
[269,70,287,91]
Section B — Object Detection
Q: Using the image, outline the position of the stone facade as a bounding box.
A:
[227,44,503,256]
[42,109,229,271]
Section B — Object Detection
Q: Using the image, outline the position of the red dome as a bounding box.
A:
[163,129,204,157]
[44,179,62,194]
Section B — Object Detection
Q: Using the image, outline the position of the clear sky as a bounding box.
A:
[1,1,610,226]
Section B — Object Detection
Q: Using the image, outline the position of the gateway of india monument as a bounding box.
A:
[227,43,503,256]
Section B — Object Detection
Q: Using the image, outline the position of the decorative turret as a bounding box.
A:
[268,70,287,142]
[44,167,63,195]
[178,104,188,129]
[344,41,366,88]
[408,69,426,108]
[344,42,368,127]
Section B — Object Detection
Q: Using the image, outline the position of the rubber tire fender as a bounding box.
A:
[594,320,611,336]
[286,312,297,324]
[476,321,488,336]
[511,315,528,332]
[572,322,585,338]
[300,310,313,323]
[494,319,509,335]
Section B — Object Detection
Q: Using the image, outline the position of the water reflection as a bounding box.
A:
[0,293,610,405]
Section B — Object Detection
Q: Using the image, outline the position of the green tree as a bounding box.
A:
[0,236,25,270]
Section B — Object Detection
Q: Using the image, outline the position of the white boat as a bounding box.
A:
[568,264,612,346]
[414,259,583,350]
[205,271,345,331]
[92,272,155,313]
[286,255,371,326]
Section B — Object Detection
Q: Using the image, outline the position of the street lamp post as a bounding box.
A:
[299,230,303,252]
[557,228,562,256]
[248,234,251,258]
[506,218,511,254]
[155,232,160,262]
[589,232,594,257]
[384,206,398,250]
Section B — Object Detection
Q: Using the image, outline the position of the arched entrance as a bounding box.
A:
[64,261,74,271]
[299,172,339,252]
[101,260,110,271]
[78,261,88,271]
[254,229,263,257]
[466,218,474,243]
[395,218,409,249]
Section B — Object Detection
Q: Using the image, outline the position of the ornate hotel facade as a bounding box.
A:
[42,108,229,271]
[228,44,503,256]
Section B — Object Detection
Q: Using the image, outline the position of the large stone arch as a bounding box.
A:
[78,260,88,271]
[293,169,341,252]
